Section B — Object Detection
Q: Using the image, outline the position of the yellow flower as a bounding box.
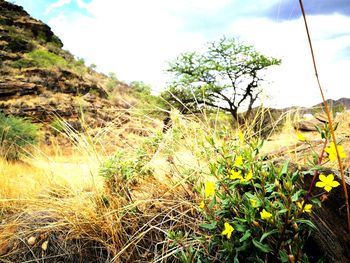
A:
[199,200,205,209]
[221,222,234,239]
[238,130,244,143]
[234,156,243,167]
[315,173,340,192]
[297,133,306,142]
[229,170,242,180]
[325,142,346,161]
[297,201,312,213]
[250,198,257,207]
[204,181,215,198]
[260,209,272,220]
[241,170,253,183]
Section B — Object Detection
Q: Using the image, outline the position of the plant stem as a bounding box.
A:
[274,197,291,258]
[306,139,327,198]
[298,0,350,233]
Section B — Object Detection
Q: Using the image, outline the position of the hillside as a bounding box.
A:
[0,0,134,133]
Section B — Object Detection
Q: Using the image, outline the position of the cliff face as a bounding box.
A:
[0,0,130,130]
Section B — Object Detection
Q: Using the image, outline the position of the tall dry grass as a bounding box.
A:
[0,109,217,262]
[1,105,348,262]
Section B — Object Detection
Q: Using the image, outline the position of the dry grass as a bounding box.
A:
[1,107,350,262]
[0,110,208,262]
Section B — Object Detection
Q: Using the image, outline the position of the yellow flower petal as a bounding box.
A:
[297,133,306,142]
[238,131,244,143]
[250,198,257,207]
[297,201,312,213]
[325,142,347,161]
[319,174,327,182]
[304,204,312,213]
[325,174,334,182]
[199,201,205,209]
[324,185,332,192]
[260,209,272,220]
[221,222,234,239]
[230,170,242,180]
[330,181,340,188]
[234,156,243,167]
[241,171,253,183]
[316,173,340,192]
[204,181,215,198]
[315,181,325,188]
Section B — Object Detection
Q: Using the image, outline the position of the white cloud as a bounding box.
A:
[44,0,71,15]
[46,0,350,108]
[229,14,350,108]
[48,0,207,89]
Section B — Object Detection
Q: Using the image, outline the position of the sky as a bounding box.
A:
[11,0,350,108]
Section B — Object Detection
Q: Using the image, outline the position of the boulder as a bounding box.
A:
[294,118,324,131]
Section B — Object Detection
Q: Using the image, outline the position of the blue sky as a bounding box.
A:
[12,0,350,108]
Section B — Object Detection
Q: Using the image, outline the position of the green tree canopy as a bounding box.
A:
[163,37,281,122]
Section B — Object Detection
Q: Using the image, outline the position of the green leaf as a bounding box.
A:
[291,189,304,202]
[239,230,251,242]
[310,198,322,207]
[291,171,300,183]
[236,242,249,252]
[281,161,289,175]
[199,221,217,230]
[279,249,289,263]
[233,222,246,232]
[276,208,288,215]
[315,125,322,136]
[244,192,255,199]
[296,219,317,230]
[265,184,275,193]
[252,239,272,253]
[260,229,279,242]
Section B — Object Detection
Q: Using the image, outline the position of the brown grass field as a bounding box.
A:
[1,109,349,262]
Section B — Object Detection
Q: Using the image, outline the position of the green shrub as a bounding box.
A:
[106,72,118,92]
[50,118,66,134]
[99,133,164,191]
[169,134,320,262]
[11,49,67,69]
[0,113,40,160]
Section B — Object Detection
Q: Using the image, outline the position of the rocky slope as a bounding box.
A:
[0,0,132,132]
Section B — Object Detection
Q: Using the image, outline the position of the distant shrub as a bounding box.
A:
[0,113,40,160]
[130,81,151,95]
[50,118,65,134]
[11,49,67,69]
[99,134,163,190]
[106,72,118,92]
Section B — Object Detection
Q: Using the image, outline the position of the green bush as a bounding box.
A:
[0,113,40,160]
[11,49,67,69]
[106,72,118,91]
[169,134,320,262]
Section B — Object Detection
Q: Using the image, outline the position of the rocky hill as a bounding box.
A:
[312,97,350,110]
[0,0,132,132]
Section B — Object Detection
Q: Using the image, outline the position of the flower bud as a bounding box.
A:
[288,255,295,263]
[275,179,280,189]
[252,221,260,228]
[283,180,293,192]
[292,222,298,231]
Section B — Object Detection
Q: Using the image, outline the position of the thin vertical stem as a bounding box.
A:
[298,0,350,232]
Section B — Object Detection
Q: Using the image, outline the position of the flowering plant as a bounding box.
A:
[168,121,345,262]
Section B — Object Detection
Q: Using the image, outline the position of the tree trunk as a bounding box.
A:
[230,108,239,124]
